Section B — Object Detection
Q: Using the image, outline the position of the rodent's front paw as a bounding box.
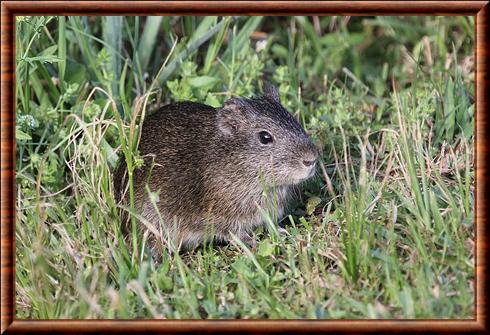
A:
[240,233,257,251]
[278,227,289,236]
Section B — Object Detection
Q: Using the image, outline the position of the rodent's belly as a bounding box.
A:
[137,177,290,248]
[140,195,286,247]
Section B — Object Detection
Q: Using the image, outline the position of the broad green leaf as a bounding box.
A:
[188,76,219,88]
[16,127,31,141]
[306,196,322,216]
[205,93,221,107]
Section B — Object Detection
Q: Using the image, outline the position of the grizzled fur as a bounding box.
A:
[113,86,318,251]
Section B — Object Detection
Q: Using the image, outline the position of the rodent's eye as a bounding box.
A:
[258,131,274,145]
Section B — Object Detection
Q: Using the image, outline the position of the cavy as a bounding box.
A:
[114,85,319,251]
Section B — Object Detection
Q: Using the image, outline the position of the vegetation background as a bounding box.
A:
[16,16,474,319]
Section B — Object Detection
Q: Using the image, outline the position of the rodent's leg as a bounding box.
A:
[278,227,289,236]
[236,232,257,251]
[179,230,205,250]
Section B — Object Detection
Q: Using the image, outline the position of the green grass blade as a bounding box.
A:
[103,16,123,98]
[58,16,66,91]
[157,18,228,86]
[137,16,163,71]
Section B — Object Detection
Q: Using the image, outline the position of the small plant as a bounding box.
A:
[15,16,474,319]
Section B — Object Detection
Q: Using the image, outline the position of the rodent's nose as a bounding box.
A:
[300,139,319,168]
[302,159,316,167]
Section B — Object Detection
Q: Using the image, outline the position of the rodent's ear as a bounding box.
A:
[264,83,280,103]
[217,99,245,136]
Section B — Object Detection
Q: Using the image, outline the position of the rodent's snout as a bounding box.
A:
[302,159,316,167]
[302,141,320,167]
[299,141,320,177]
[300,143,319,172]
[296,148,318,181]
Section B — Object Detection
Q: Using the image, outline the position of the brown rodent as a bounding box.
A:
[113,85,319,251]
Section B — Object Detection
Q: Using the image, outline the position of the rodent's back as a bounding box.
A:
[138,102,216,165]
[113,102,217,209]
[136,102,220,214]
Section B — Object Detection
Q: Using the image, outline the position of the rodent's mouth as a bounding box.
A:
[289,164,316,185]
[264,158,317,186]
[306,165,316,178]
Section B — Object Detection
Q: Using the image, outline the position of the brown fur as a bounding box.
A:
[113,86,318,251]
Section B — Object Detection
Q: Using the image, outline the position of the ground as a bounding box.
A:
[15,16,474,318]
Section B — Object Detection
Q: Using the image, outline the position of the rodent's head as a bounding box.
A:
[216,85,319,187]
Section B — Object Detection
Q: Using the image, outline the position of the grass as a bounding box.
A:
[15,16,474,319]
